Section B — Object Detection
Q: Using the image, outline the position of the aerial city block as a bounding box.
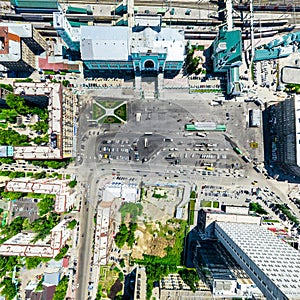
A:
[0,0,300,299]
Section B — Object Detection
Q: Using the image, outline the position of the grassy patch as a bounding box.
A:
[102,116,122,124]
[93,103,105,120]
[97,100,123,109]
[213,201,219,208]
[249,202,268,215]
[201,200,211,208]
[190,89,223,93]
[114,104,127,121]
[189,200,196,225]
[133,219,187,299]
[98,266,119,298]
[262,219,280,223]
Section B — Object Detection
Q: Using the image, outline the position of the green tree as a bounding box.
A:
[249,202,267,215]
[53,276,68,300]
[1,217,24,241]
[0,277,18,300]
[126,222,137,247]
[55,245,69,261]
[30,213,60,242]
[0,256,18,277]
[33,135,49,145]
[119,203,143,222]
[67,219,77,230]
[0,128,28,146]
[0,83,13,92]
[37,195,55,216]
[32,171,47,179]
[115,223,128,248]
[68,179,77,188]
[5,93,30,115]
[0,158,15,164]
[1,191,23,200]
[115,232,127,248]
[8,171,25,179]
[178,269,199,292]
[30,121,49,134]
[25,257,42,269]
[62,80,70,87]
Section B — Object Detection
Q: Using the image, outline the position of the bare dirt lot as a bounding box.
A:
[131,221,182,260]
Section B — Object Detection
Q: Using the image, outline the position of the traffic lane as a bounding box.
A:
[76,172,98,300]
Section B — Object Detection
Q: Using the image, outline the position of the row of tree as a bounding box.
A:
[115,223,137,248]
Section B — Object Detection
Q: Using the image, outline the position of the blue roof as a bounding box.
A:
[44,271,60,286]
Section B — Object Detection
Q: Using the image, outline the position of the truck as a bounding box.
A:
[136,112,141,122]
[253,166,262,173]
[242,155,252,163]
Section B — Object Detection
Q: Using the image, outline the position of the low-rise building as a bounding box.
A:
[0,219,70,257]
[6,178,76,213]
[103,181,139,202]
[249,109,261,127]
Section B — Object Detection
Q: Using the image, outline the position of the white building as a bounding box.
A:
[0,220,70,258]
[5,178,76,213]
[215,222,300,300]
[103,181,139,202]
[94,206,110,266]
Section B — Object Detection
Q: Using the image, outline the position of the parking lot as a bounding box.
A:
[75,90,265,178]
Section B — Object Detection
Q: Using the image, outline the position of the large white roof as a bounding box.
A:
[80,26,130,61]
[131,27,185,61]
[215,222,300,299]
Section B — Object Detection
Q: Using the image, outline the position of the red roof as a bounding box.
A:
[62,257,69,268]
[38,57,79,72]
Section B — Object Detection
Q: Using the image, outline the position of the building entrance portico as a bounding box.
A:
[144,60,154,69]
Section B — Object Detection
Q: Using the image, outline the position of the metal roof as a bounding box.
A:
[212,28,242,72]
[216,222,300,299]
[10,0,58,9]
[80,26,130,61]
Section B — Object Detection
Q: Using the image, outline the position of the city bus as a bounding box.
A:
[233,147,243,155]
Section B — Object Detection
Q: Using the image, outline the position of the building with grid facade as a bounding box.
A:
[269,94,300,177]
[215,222,300,300]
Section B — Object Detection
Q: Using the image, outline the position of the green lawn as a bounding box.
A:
[97,100,123,109]
[101,116,122,124]
[92,104,105,120]
[201,200,211,208]
[189,200,196,225]
[114,104,127,121]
